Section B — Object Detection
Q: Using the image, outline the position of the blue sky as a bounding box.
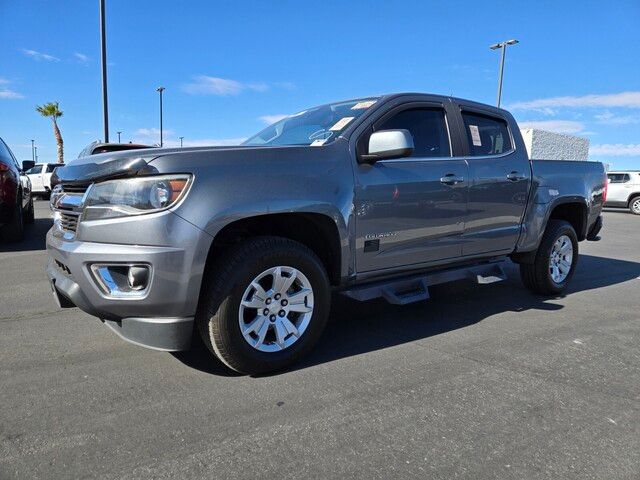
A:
[0,0,638,169]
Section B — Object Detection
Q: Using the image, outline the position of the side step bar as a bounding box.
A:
[342,261,507,305]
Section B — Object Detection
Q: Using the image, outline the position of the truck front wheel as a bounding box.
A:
[197,236,331,375]
[520,220,578,295]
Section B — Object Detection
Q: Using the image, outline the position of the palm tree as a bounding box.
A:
[36,102,64,164]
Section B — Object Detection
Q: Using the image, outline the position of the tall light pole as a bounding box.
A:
[34,146,38,162]
[156,87,165,147]
[31,139,35,162]
[117,131,122,142]
[179,136,184,148]
[100,0,110,142]
[490,39,519,107]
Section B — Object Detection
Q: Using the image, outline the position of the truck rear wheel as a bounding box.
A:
[197,236,330,374]
[629,196,640,215]
[520,220,578,295]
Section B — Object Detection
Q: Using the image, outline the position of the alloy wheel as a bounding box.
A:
[238,266,314,352]
[549,235,573,284]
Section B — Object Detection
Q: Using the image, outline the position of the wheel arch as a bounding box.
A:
[204,212,344,286]
[627,192,640,205]
[547,198,588,241]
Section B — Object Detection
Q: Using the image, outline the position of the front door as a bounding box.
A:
[27,165,43,192]
[457,108,531,256]
[354,103,469,273]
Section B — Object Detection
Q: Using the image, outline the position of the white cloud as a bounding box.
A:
[0,78,24,99]
[162,138,246,148]
[74,52,90,63]
[274,82,296,90]
[132,127,244,147]
[518,120,586,135]
[22,48,60,62]
[182,76,294,96]
[259,114,288,125]
[594,111,640,125]
[183,76,258,96]
[0,89,24,99]
[135,127,175,139]
[590,144,640,157]
[510,92,640,110]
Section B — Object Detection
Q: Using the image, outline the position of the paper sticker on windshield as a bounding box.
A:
[330,117,355,131]
[311,139,328,146]
[469,125,482,146]
[351,100,377,110]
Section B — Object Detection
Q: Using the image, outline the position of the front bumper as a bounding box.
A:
[45,213,211,352]
[48,265,193,351]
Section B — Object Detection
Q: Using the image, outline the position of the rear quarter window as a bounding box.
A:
[462,112,513,156]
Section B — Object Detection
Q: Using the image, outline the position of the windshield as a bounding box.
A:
[243,98,379,147]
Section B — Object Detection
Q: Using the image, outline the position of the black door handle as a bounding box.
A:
[507,171,526,182]
[440,174,464,185]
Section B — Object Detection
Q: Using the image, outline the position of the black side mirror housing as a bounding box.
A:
[22,160,35,172]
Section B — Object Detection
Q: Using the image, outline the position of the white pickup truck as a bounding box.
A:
[25,163,62,197]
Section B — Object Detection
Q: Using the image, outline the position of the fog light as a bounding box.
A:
[127,266,149,291]
[91,264,151,298]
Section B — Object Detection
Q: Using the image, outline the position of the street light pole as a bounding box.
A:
[34,146,38,162]
[99,0,110,142]
[117,131,122,142]
[179,136,184,148]
[156,87,165,147]
[31,139,35,162]
[490,39,519,107]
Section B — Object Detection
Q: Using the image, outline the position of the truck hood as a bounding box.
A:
[51,145,275,186]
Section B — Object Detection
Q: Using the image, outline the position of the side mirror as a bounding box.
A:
[22,160,35,172]
[359,129,414,164]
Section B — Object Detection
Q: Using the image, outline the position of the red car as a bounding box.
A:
[0,137,34,242]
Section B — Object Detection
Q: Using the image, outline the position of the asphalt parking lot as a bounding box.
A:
[1,200,639,479]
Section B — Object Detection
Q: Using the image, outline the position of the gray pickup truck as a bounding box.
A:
[47,93,606,374]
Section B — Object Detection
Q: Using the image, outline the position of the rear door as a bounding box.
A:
[606,173,632,204]
[456,106,531,256]
[353,100,469,273]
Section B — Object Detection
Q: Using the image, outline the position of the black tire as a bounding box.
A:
[24,197,35,224]
[520,220,578,295]
[629,196,640,215]
[1,194,24,242]
[197,236,331,375]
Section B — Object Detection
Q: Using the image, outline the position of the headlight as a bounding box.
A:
[82,174,192,221]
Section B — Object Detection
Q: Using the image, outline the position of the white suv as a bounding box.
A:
[25,162,61,197]
[606,171,640,215]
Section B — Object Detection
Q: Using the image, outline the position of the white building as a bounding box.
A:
[519,128,589,161]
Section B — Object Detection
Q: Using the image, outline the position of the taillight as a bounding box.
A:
[602,174,608,203]
[0,161,9,172]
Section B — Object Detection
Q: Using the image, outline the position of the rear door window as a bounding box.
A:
[376,108,451,158]
[608,173,630,183]
[462,112,513,156]
[27,165,43,175]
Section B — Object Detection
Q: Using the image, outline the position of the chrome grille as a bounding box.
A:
[58,212,80,233]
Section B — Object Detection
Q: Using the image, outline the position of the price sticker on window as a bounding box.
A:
[469,125,482,146]
[330,117,355,131]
